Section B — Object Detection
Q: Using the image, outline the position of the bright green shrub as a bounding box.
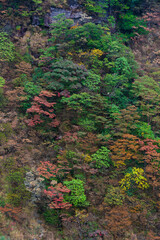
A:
[135,122,155,139]
[91,146,111,169]
[24,81,41,97]
[102,74,127,96]
[104,186,125,206]
[66,22,104,50]
[0,77,5,88]
[20,81,42,112]
[64,179,89,207]
[32,0,42,4]
[114,57,131,77]
[108,104,120,119]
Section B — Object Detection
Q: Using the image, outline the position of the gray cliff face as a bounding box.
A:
[49,0,108,26]
[50,7,92,25]
[51,7,72,20]
[33,0,107,27]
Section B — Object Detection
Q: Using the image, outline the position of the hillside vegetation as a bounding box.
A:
[0,0,160,239]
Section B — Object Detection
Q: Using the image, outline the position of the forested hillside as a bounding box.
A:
[0,0,160,239]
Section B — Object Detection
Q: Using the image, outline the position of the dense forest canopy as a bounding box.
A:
[0,0,160,239]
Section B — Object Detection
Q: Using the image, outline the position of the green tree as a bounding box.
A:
[42,59,88,92]
[91,146,111,169]
[133,76,160,128]
[135,122,155,139]
[82,71,101,92]
[64,179,89,207]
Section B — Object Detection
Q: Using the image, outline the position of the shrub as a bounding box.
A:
[91,146,111,169]
[32,0,42,5]
[120,167,149,192]
[104,186,125,206]
[82,71,101,92]
[66,22,104,50]
[0,197,5,207]
[102,74,128,100]
[62,92,108,117]
[135,122,155,139]
[44,184,72,209]
[0,32,15,62]
[50,14,73,43]
[43,208,61,226]
[118,13,148,38]
[0,123,12,144]
[24,81,41,97]
[66,150,77,160]
[64,179,89,207]
[75,174,86,182]
[78,118,96,132]
[114,57,131,77]
[0,76,5,88]
[6,193,23,207]
[25,90,59,128]
[41,59,88,92]
[6,170,31,206]
[2,157,16,173]
[20,81,42,111]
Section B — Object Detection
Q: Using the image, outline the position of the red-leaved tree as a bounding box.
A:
[44,184,72,209]
[26,90,60,127]
[37,161,72,209]
[139,139,160,191]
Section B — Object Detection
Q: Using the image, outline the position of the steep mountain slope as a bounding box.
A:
[0,1,160,240]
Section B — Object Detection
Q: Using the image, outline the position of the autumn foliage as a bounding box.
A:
[139,139,160,190]
[109,134,142,168]
[44,184,72,210]
[26,90,60,127]
[0,204,22,222]
[1,1,160,239]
